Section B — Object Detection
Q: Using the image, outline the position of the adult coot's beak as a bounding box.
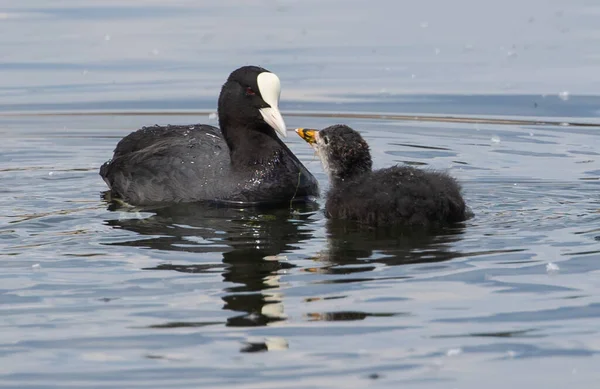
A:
[259,107,287,138]
[295,128,318,145]
[257,72,287,138]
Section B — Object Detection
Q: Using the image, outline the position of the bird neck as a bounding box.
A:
[329,156,372,186]
[331,168,370,186]
[221,123,283,169]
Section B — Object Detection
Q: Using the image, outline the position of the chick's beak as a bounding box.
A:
[295,128,318,145]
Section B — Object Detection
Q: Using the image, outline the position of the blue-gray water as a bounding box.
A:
[2,1,600,388]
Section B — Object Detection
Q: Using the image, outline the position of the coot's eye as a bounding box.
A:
[245,87,255,96]
[322,136,329,145]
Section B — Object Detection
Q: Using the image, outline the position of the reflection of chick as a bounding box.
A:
[296,125,468,227]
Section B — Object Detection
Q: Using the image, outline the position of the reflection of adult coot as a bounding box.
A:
[105,202,318,328]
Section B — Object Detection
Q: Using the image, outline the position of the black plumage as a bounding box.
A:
[295,124,468,227]
[100,66,318,206]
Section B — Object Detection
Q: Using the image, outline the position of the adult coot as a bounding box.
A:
[100,66,318,206]
[295,125,468,227]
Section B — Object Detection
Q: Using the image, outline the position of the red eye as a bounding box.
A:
[246,87,255,96]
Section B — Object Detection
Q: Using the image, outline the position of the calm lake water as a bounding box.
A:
[2,1,600,388]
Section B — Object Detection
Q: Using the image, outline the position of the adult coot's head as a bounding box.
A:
[218,66,287,149]
[296,125,372,183]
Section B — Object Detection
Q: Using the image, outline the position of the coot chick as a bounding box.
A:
[295,125,468,227]
[100,66,318,206]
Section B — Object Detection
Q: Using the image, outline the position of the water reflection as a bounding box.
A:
[308,221,466,278]
[105,199,468,330]
[299,221,467,322]
[104,201,318,331]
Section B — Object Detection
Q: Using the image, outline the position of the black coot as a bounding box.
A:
[295,125,468,227]
[100,66,318,206]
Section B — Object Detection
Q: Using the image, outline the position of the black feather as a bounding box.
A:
[99,66,318,206]
[310,125,468,227]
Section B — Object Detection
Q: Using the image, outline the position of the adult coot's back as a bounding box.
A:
[295,125,468,227]
[100,66,318,206]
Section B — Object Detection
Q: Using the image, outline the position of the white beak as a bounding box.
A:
[259,107,287,138]
[257,72,287,138]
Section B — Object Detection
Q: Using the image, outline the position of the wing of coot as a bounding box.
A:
[100,125,232,205]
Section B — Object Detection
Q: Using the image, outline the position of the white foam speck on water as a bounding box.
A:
[31,264,40,269]
[491,135,501,144]
[208,112,217,121]
[546,262,560,273]
[558,91,570,101]
[446,348,462,356]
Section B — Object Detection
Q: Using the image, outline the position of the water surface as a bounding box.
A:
[2,1,600,388]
